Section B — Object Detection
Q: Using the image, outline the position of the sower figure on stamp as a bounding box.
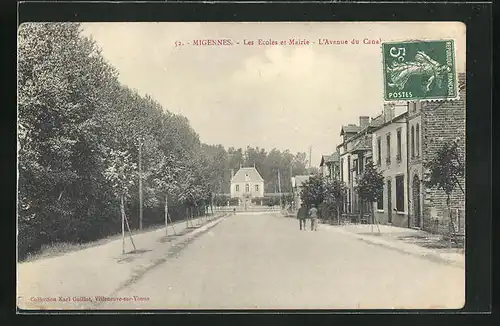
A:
[309,204,318,231]
[297,203,308,231]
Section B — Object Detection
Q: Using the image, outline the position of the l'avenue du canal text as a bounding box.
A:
[174,38,383,47]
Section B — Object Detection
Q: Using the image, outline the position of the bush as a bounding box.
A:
[229,197,239,206]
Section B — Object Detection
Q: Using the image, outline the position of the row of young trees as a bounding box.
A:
[17,23,314,259]
[18,23,221,258]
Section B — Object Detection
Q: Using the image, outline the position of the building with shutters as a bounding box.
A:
[371,102,409,227]
[337,116,381,214]
[230,166,265,206]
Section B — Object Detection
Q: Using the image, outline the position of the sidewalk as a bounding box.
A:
[17,213,227,310]
[322,223,465,268]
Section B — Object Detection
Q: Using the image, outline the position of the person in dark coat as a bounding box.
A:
[297,203,308,231]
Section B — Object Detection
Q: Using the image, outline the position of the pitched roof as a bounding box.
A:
[319,155,330,166]
[230,167,264,183]
[293,175,310,188]
[340,124,363,136]
[328,152,340,162]
[320,153,340,166]
[369,114,384,127]
[349,135,372,153]
[370,111,408,133]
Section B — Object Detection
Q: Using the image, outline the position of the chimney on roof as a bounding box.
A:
[383,103,395,122]
[231,169,234,179]
[359,116,370,128]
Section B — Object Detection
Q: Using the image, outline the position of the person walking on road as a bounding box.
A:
[297,204,308,231]
[309,204,319,231]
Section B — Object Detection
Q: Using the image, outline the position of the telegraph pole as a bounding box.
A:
[309,146,312,170]
[138,136,143,230]
[289,164,293,211]
[278,169,282,207]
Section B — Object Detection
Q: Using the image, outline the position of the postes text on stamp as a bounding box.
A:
[383,40,457,101]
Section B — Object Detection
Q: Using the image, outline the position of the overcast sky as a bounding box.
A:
[81,22,465,166]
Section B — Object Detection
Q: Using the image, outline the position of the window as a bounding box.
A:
[377,137,381,166]
[396,128,402,162]
[386,133,391,165]
[255,184,259,192]
[235,185,240,192]
[245,184,249,193]
[395,175,405,212]
[376,191,384,210]
[347,189,352,212]
[340,158,344,181]
[347,156,351,182]
[411,125,415,158]
[416,124,420,157]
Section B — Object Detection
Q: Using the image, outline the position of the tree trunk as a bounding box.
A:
[124,209,136,251]
[447,194,454,248]
[359,200,364,224]
[165,195,168,237]
[121,194,125,254]
[337,206,340,225]
[372,205,380,233]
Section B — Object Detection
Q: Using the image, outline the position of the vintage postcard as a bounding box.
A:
[17,22,466,310]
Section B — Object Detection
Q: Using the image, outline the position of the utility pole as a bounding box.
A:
[138,136,143,230]
[289,164,293,211]
[309,146,312,170]
[278,169,282,207]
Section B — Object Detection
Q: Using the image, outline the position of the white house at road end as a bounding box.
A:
[230,167,265,205]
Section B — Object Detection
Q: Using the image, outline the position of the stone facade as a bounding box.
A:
[407,101,423,228]
[419,72,466,234]
[333,74,465,234]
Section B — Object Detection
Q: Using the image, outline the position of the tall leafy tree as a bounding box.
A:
[355,161,384,231]
[323,179,347,224]
[424,139,465,236]
[300,175,325,208]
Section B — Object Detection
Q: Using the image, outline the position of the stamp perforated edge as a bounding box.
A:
[381,38,461,103]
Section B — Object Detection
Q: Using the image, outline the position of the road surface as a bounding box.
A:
[97,213,464,310]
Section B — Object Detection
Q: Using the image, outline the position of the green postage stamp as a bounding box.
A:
[382,40,457,101]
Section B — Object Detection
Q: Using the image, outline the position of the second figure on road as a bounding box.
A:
[309,204,318,231]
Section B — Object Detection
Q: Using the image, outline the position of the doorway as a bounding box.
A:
[412,174,421,228]
[387,179,392,224]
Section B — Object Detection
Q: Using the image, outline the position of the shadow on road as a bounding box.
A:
[396,235,463,250]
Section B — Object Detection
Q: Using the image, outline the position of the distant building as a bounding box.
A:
[230,167,265,206]
[291,175,311,209]
[319,152,341,180]
[337,116,380,214]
